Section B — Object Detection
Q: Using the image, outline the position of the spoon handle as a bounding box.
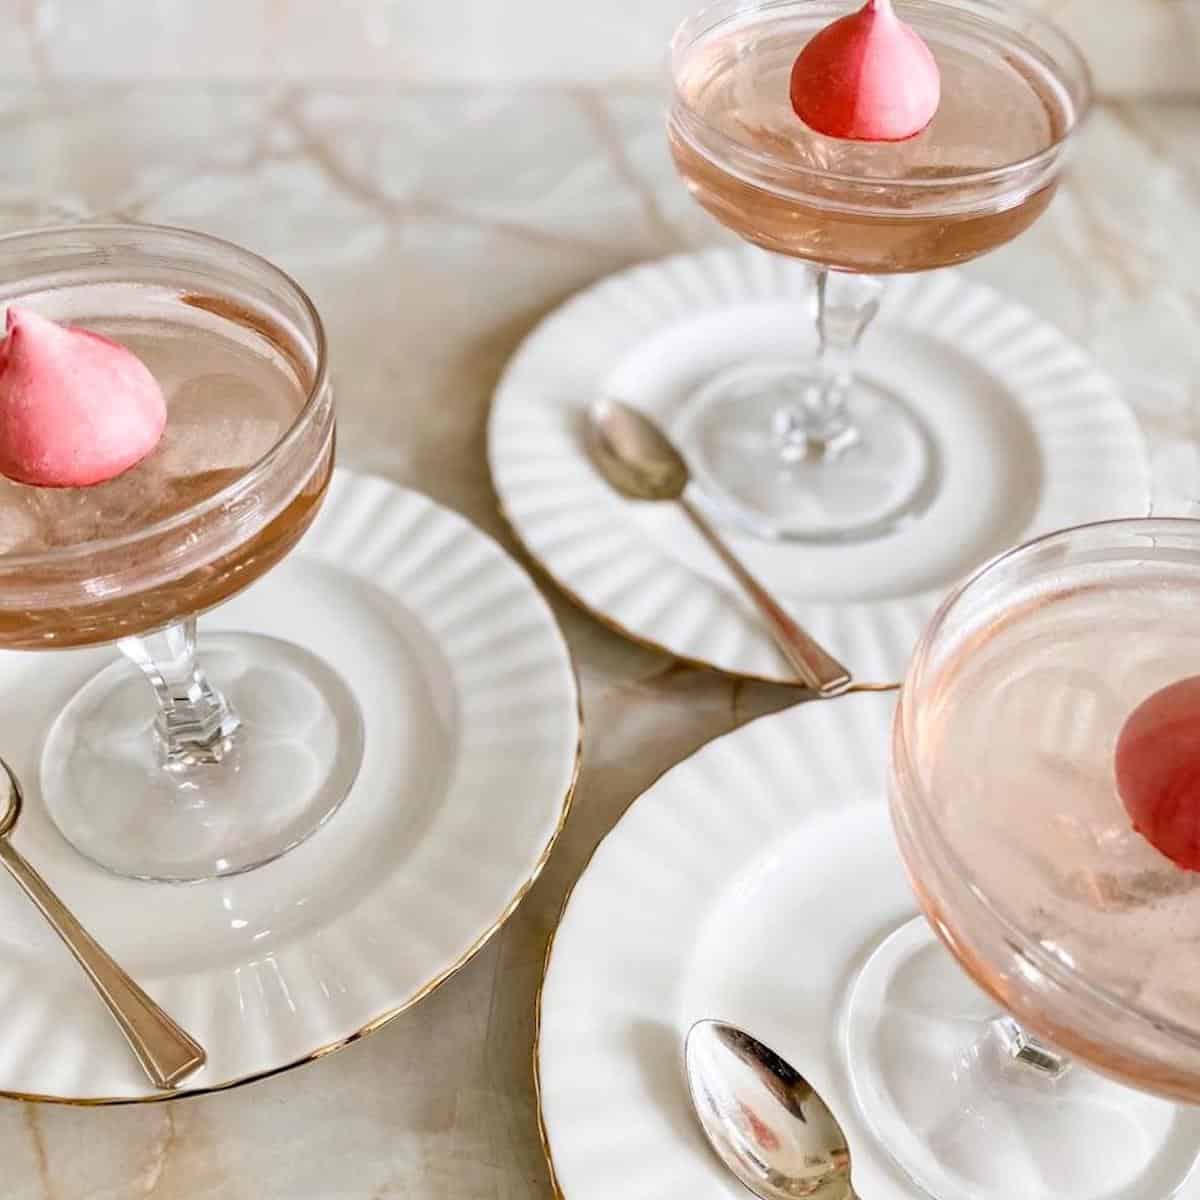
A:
[0,841,206,1089]
[680,496,853,697]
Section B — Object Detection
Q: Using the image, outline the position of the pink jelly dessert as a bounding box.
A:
[789,0,941,142]
[0,307,166,488]
[1115,677,1200,872]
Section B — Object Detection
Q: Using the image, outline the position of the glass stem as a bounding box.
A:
[774,269,884,463]
[990,1015,1071,1079]
[119,619,241,768]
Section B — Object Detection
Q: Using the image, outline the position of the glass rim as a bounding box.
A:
[669,0,1095,194]
[895,514,1200,1057]
[0,221,330,572]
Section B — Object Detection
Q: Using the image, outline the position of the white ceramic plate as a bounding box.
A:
[535,694,1200,1200]
[0,470,579,1102]
[537,694,910,1198]
[489,248,1150,683]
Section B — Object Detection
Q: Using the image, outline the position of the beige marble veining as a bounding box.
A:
[1,0,1197,96]
[0,82,1195,1197]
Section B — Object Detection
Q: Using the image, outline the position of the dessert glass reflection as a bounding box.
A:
[0,224,361,883]
[846,520,1200,1199]
[668,0,1091,541]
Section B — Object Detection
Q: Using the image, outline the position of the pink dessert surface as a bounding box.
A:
[789,0,941,142]
[1115,677,1200,872]
[0,307,166,489]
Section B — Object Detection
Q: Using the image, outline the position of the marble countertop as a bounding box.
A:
[0,82,1198,1198]
[5,1,1200,95]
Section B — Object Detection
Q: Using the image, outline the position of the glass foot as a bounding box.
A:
[42,633,364,883]
[843,919,1200,1200]
[674,362,938,543]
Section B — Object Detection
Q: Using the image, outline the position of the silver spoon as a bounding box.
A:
[588,400,852,697]
[0,758,206,1089]
[686,1020,856,1200]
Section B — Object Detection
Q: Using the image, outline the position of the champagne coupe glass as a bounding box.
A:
[668,0,1091,542]
[0,224,362,883]
[846,520,1200,1199]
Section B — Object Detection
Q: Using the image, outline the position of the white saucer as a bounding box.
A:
[0,470,580,1102]
[489,248,1150,683]
[535,695,1200,1200]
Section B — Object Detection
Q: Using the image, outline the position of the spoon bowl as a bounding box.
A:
[589,398,690,501]
[685,1019,856,1200]
[587,400,853,696]
[0,760,20,839]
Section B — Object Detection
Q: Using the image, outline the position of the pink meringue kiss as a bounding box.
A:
[1116,678,1200,873]
[0,307,166,488]
[790,0,941,142]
